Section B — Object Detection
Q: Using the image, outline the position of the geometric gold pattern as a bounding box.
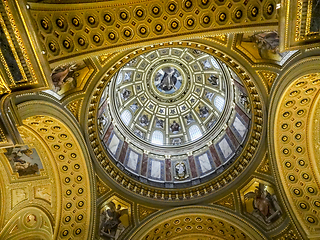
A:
[273,73,320,237]
[22,115,92,240]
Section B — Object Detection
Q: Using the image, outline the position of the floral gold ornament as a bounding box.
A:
[93,34,100,43]
[40,19,49,30]
[78,37,86,46]
[203,15,210,24]
[87,16,95,25]
[235,9,242,19]
[135,9,144,18]
[266,3,274,15]
[120,11,128,20]
[72,17,80,27]
[168,3,177,12]
[56,18,64,28]
[251,6,259,17]
[219,12,227,21]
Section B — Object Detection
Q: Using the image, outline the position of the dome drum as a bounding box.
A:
[94,45,253,189]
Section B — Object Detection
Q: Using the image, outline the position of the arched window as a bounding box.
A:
[210,57,220,69]
[116,72,123,85]
[151,130,163,145]
[189,125,202,141]
[214,96,225,112]
[120,110,132,126]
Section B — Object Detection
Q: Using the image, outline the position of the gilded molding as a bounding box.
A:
[256,70,278,94]
[137,204,159,223]
[212,193,235,210]
[66,98,83,121]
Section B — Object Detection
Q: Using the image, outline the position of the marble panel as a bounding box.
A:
[230,113,249,143]
[233,116,246,138]
[107,132,121,157]
[195,151,214,175]
[148,159,164,181]
[218,138,233,159]
[165,159,172,181]
[125,149,141,172]
[235,105,250,123]
[103,124,114,146]
[215,136,235,162]
[209,145,221,167]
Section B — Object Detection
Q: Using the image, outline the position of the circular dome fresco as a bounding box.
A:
[93,44,256,191]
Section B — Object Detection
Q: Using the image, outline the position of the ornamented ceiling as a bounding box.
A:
[0,0,319,240]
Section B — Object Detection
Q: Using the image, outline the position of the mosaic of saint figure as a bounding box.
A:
[198,106,209,118]
[51,62,85,93]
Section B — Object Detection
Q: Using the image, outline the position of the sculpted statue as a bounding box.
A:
[239,92,250,113]
[156,118,164,129]
[174,162,189,180]
[130,103,139,112]
[184,113,194,125]
[99,202,129,240]
[244,183,282,223]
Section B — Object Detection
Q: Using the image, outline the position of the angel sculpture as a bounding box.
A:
[50,62,85,93]
[244,183,282,223]
[100,202,129,240]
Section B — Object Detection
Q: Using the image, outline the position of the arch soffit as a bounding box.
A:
[14,100,96,239]
[269,57,320,238]
[128,206,267,240]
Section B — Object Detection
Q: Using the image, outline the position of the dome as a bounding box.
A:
[97,45,252,188]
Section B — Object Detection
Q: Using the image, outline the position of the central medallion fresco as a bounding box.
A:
[154,66,182,94]
[95,45,254,189]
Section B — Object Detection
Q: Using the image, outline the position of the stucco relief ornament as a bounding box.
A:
[244,184,282,223]
[174,162,189,180]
